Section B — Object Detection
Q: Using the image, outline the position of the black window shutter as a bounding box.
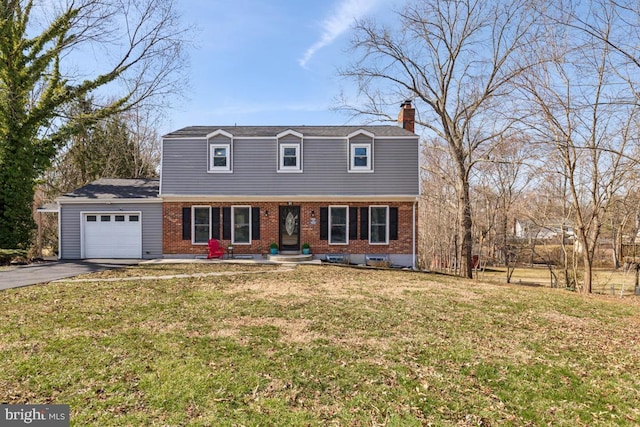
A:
[349,207,358,240]
[182,207,191,240]
[251,207,260,240]
[390,207,399,240]
[222,207,231,240]
[320,207,328,240]
[360,207,369,240]
[212,207,221,240]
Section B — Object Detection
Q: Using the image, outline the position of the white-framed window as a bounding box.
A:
[329,205,348,245]
[278,143,302,172]
[350,143,372,172]
[192,206,211,244]
[209,143,231,172]
[370,206,389,244]
[232,206,251,244]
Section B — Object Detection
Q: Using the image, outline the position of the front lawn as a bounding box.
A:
[1,264,639,425]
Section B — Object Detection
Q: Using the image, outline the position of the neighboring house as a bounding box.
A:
[57,102,420,266]
[514,219,574,241]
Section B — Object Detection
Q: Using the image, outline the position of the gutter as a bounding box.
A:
[56,197,162,204]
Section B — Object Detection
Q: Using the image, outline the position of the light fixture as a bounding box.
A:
[310,210,316,218]
[264,210,269,217]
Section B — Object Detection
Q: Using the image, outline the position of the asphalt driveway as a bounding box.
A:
[0,260,140,291]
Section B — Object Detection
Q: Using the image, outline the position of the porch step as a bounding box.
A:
[268,253,313,263]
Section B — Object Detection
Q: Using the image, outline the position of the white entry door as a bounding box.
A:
[83,213,142,258]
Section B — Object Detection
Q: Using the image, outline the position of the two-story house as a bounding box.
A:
[56,102,420,267]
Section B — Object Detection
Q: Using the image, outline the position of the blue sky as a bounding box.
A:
[165,0,401,134]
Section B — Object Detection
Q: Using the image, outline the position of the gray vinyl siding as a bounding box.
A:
[59,202,162,259]
[279,135,302,144]
[161,137,419,196]
[349,134,373,144]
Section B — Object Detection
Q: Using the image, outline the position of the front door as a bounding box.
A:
[279,205,300,252]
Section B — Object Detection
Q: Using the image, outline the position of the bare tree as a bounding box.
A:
[518,1,640,293]
[341,0,543,277]
[523,167,578,289]
[474,136,537,282]
[419,143,459,272]
[44,100,161,197]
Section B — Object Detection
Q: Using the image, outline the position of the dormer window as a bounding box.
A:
[207,129,233,173]
[210,145,230,170]
[277,130,303,173]
[348,130,374,172]
[279,143,301,171]
[352,145,369,168]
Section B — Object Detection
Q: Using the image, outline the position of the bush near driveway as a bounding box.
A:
[0,249,28,265]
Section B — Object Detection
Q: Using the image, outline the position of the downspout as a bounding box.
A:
[158,138,164,196]
[413,199,417,270]
[57,201,62,260]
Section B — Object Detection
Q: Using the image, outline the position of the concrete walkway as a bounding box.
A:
[0,259,139,291]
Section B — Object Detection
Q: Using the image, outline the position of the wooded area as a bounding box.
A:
[343,0,640,293]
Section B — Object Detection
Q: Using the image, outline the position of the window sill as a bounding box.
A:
[277,169,304,173]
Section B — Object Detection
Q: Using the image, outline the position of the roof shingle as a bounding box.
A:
[57,178,160,200]
[163,125,416,139]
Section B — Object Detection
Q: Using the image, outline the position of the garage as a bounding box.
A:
[82,212,142,258]
[57,178,162,260]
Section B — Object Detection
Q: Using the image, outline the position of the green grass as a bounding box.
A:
[1,264,639,425]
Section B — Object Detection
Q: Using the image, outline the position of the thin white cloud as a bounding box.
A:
[299,0,381,68]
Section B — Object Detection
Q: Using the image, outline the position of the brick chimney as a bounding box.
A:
[398,100,415,133]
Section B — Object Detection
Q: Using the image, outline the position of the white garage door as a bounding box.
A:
[83,213,142,258]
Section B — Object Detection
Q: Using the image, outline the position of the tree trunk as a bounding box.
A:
[577,232,593,294]
[561,227,571,289]
[459,174,474,279]
[612,220,624,270]
[582,253,593,294]
[501,201,513,283]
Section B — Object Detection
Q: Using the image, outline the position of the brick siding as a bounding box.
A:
[163,201,416,256]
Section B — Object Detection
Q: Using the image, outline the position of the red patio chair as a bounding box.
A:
[207,239,225,259]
